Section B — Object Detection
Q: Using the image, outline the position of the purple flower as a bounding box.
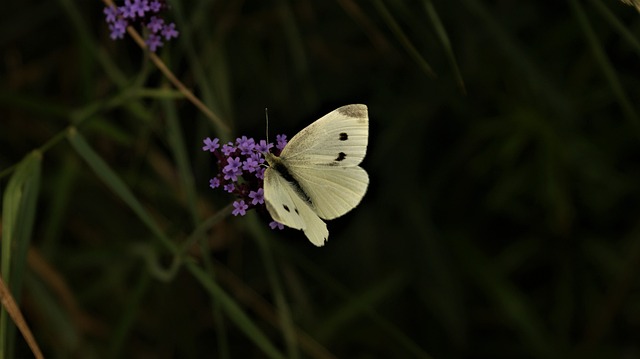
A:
[235,135,250,146]
[269,221,284,230]
[276,134,288,150]
[255,167,266,180]
[104,0,179,51]
[256,139,273,153]
[223,157,242,181]
[104,6,119,23]
[145,33,163,52]
[222,167,241,181]
[232,200,249,216]
[236,136,256,155]
[109,19,128,40]
[120,0,135,18]
[202,137,220,152]
[202,132,290,231]
[249,188,264,205]
[149,0,162,12]
[226,156,242,170]
[242,157,260,173]
[161,22,179,40]
[222,143,236,156]
[131,0,150,18]
[147,16,165,33]
[250,152,265,164]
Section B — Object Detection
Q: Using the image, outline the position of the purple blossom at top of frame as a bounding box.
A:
[145,34,163,52]
[109,19,128,40]
[104,6,119,22]
[119,0,135,19]
[149,0,163,12]
[147,16,165,33]
[130,0,150,18]
[161,23,179,40]
[103,0,178,53]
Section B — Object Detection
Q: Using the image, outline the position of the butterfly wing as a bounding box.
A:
[280,104,369,167]
[279,104,369,219]
[263,164,329,246]
[284,165,368,220]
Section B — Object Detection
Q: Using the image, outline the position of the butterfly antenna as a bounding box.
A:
[265,107,270,145]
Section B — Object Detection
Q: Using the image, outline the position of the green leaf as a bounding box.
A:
[1,151,42,359]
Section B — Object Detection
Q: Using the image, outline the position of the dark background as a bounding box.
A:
[2,0,640,358]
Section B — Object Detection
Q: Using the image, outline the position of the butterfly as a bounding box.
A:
[263,104,369,246]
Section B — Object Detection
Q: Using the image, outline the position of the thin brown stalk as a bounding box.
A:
[0,276,44,359]
[101,0,230,134]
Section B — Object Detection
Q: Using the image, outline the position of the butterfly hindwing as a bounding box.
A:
[283,164,369,220]
[263,164,329,246]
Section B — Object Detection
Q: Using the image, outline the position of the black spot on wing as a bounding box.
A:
[339,133,348,141]
[283,204,290,212]
[294,208,299,215]
[335,152,346,162]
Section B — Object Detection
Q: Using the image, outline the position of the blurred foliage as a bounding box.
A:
[2,0,640,358]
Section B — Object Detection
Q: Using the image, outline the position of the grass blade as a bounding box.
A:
[373,0,436,78]
[0,151,42,358]
[422,0,465,93]
[570,0,640,133]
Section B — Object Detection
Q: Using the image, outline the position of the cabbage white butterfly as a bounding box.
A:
[263,104,369,246]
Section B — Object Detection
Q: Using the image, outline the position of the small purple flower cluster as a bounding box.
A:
[203,135,288,230]
[103,0,179,52]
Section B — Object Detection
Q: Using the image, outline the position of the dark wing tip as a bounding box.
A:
[337,104,367,119]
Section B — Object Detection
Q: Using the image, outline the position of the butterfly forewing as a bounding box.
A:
[280,104,368,167]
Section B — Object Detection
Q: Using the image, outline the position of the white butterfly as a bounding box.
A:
[263,104,369,246]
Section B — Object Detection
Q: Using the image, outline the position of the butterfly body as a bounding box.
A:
[263,104,369,246]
